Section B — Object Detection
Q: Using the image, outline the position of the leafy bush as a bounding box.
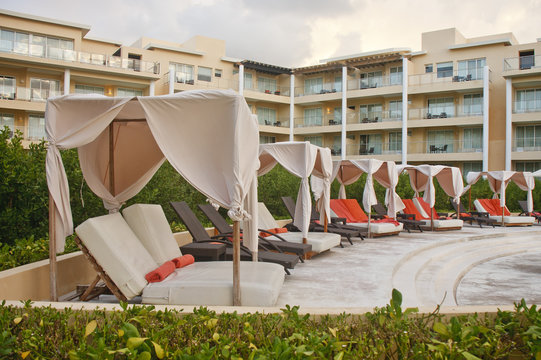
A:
[0,290,540,358]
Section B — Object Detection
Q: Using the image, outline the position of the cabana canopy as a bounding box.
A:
[463,171,535,212]
[46,90,260,253]
[331,159,405,218]
[398,165,464,208]
[258,142,332,238]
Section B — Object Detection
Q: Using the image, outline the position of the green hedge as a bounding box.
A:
[1,290,540,358]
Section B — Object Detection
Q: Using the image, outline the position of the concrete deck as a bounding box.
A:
[276,224,541,309]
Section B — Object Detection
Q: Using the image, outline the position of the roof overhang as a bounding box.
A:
[0,8,91,36]
[449,38,513,50]
[143,43,204,56]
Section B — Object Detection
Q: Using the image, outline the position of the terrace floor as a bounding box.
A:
[275,224,541,309]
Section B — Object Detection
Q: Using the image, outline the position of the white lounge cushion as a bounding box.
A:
[474,200,535,225]
[257,202,340,253]
[142,261,284,306]
[122,204,182,265]
[344,221,404,234]
[274,232,341,253]
[75,213,157,300]
[419,219,463,229]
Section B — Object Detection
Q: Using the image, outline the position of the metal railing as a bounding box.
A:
[409,68,487,86]
[294,114,343,128]
[0,44,160,74]
[346,110,403,124]
[504,55,541,71]
[258,117,290,128]
[295,83,343,97]
[169,72,238,90]
[0,86,62,102]
[408,106,483,120]
[346,142,402,156]
[346,74,403,91]
[513,100,541,113]
[408,140,483,154]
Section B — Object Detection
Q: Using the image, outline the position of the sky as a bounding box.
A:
[2,0,541,67]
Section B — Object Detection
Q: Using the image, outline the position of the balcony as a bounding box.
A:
[346,110,403,124]
[170,73,238,91]
[346,142,402,157]
[347,74,402,91]
[0,87,61,112]
[406,140,483,162]
[295,83,342,97]
[513,100,541,114]
[259,117,290,128]
[294,114,343,128]
[512,138,541,152]
[504,55,541,72]
[0,44,160,74]
[245,85,290,97]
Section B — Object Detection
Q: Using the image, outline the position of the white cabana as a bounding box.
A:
[258,141,332,240]
[464,171,535,216]
[398,165,464,230]
[332,159,405,218]
[45,90,259,304]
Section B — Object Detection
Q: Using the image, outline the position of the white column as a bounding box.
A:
[341,66,347,159]
[63,69,70,95]
[168,65,175,95]
[505,78,512,171]
[289,74,294,141]
[149,80,155,96]
[401,57,408,164]
[238,64,244,96]
[482,65,490,171]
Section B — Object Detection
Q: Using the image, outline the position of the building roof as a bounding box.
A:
[143,43,204,56]
[0,8,91,36]
[238,60,291,75]
[449,38,513,50]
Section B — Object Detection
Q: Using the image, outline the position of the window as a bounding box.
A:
[244,73,252,89]
[332,135,341,155]
[463,162,482,177]
[304,77,322,95]
[390,66,403,85]
[304,108,322,126]
[28,114,46,140]
[172,63,194,84]
[463,128,482,151]
[75,84,104,95]
[458,58,485,80]
[359,104,382,122]
[14,32,29,55]
[463,94,483,115]
[361,71,382,88]
[0,29,73,60]
[0,29,14,52]
[117,88,143,97]
[389,100,402,119]
[425,64,433,73]
[215,69,222,77]
[197,66,212,82]
[427,130,454,153]
[389,132,402,152]
[359,134,382,154]
[0,113,15,137]
[515,161,541,172]
[0,76,15,99]
[428,97,454,117]
[516,89,541,113]
[304,136,322,147]
[437,62,453,78]
[259,135,276,144]
[334,76,342,92]
[256,107,276,125]
[333,107,342,124]
[515,125,541,150]
[258,77,277,93]
[519,50,535,70]
[30,78,60,101]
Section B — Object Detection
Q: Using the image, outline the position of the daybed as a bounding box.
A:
[474,199,535,226]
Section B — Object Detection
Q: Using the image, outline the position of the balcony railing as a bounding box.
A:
[294,114,343,128]
[409,68,486,87]
[347,74,403,91]
[504,55,541,71]
[346,110,403,124]
[408,106,483,120]
[245,85,290,96]
[346,142,402,156]
[513,100,541,113]
[0,86,62,102]
[258,117,290,128]
[408,140,483,154]
[295,83,342,97]
[170,72,238,90]
[513,138,541,152]
[0,44,160,74]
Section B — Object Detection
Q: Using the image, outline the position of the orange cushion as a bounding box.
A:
[478,199,495,215]
[330,199,354,223]
[260,227,288,237]
[171,254,195,268]
[402,199,426,221]
[489,199,511,216]
[342,199,368,222]
[145,261,175,283]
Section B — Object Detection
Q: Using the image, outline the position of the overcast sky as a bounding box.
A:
[2,0,541,67]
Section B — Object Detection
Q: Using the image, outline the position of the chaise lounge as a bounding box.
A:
[75,205,285,306]
[402,198,463,231]
[474,199,535,226]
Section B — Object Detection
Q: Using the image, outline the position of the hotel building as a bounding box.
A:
[1,9,540,173]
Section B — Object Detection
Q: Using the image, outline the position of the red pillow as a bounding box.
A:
[171,254,195,268]
[145,261,175,283]
[260,227,288,237]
